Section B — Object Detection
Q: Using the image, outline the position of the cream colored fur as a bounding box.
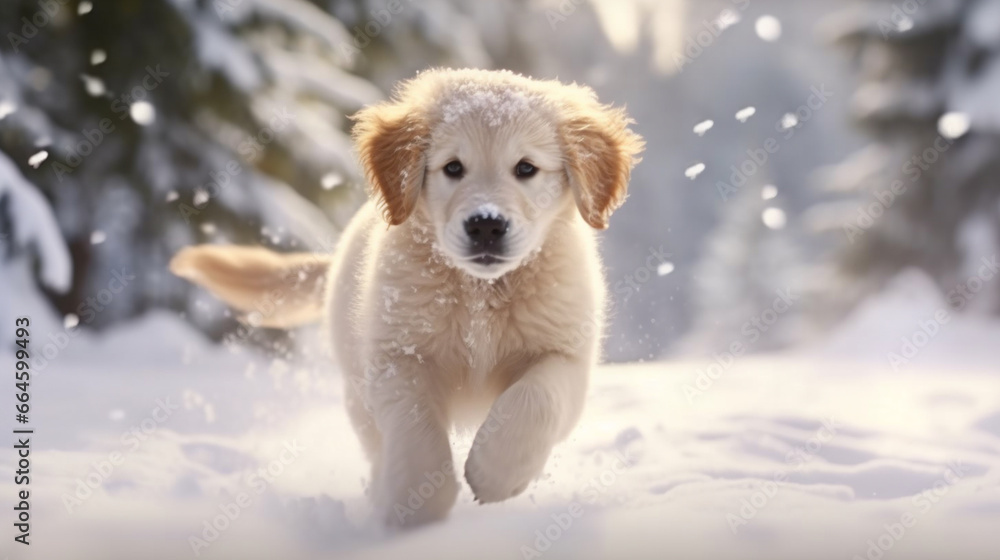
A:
[170,68,643,529]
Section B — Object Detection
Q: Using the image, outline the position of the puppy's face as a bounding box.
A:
[353,69,644,280]
[421,94,569,279]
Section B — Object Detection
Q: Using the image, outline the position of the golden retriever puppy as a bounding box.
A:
[170,68,643,528]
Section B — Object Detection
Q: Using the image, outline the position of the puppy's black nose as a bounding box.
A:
[464,215,509,250]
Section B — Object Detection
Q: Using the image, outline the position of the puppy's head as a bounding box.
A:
[352,69,644,280]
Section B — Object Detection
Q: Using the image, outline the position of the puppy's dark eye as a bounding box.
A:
[444,160,464,178]
[515,160,537,178]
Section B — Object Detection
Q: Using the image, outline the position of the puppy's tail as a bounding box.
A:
[169,245,331,329]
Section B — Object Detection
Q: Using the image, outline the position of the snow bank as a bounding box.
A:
[808,266,1000,371]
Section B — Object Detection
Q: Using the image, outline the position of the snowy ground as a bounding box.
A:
[2,269,999,560]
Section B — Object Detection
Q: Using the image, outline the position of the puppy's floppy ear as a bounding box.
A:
[558,87,644,229]
[352,101,429,226]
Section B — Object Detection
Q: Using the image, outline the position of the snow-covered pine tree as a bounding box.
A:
[0,0,559,342]
[808,0,1000,318]
[0,0,533,343]
[0,0,391,337]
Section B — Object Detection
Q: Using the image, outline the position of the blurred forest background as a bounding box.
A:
[1,0,998,362]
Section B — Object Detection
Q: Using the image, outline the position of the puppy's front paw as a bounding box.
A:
[464,423,552,503]
[374,462,459,529]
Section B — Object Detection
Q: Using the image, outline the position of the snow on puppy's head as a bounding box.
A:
[351,69,644,279]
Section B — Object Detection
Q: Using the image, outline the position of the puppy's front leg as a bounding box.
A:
[465,354,589,502]
[370,371,459,528]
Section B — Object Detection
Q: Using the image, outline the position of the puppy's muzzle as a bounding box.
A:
[464,214,510,264]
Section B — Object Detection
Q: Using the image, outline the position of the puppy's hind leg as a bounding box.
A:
[465,354,589,503]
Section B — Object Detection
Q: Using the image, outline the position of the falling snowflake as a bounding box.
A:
[78,1,93,15]
[762,207,787,230]
[193,189,210,207]
[938,112,970,140]
[90,49,107,65]
[130,101,155,126]
[90,230,106,245]
[64,313,80,329]
[715,9,741,31]
[761,185,778,200]
[0,100,15,120]
[684,163,706,180]
[657,262,675,276]
[780,113,798,129]
[80,74,105,96]
[755,15,782,42]
[693,120,714,136]
[28,150,48,168]
[735,106,756,123]
[321,172,344,190]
